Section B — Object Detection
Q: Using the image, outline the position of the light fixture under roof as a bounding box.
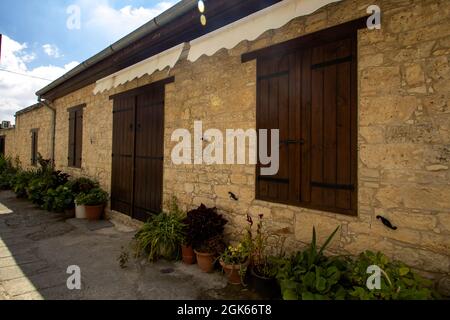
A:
[198,0,205,13]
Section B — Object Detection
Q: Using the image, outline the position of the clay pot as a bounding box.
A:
[84,204,104,221]
[220,260,248,285]
[194,250,215,273]
[181,245,196,265]
[75,204,86,219]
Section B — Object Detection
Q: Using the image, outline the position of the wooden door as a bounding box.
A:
[111,96,135,216]
[133,84,165,221]
[111,82,166,221]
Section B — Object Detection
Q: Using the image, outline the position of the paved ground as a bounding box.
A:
[0,190,259,300]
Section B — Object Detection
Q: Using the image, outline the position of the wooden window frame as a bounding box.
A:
[30,129,39,166]
[67,104,85,168]
[244,18,366,216]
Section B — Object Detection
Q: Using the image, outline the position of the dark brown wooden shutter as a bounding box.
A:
[308,37,356,214]
[68,105,84,168]
[254,32,357,215]
[68,111,76,166]
[256,52,301,204]
[75,109,83,168]
[31,130,38,165]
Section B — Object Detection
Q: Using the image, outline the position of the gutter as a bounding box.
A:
[36,0,198,99]
[38,98,56,167]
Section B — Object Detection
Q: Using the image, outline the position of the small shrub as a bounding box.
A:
[0,155,18,190]
[275,227,348,300]
[66,177,99,196]
[75,187,109,206]
[12,170,38,198]
[134,211,186,261]
[183,204,228,249]
[42,184,75,212]
[348,251,439,300]
[27,170,70,205]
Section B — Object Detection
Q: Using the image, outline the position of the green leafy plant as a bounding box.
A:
[66,177,99,196]
[75,187,109,206]
[0,155,19,190]
[348,251,439,300]
[26,169,70,205]
[219,242,251,265]
[134,211,186,261]
[12,170,38,198]
[275,226,349,300]
[42,184,75,212]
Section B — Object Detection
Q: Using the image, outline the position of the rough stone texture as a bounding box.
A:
[0,106,53,170]
[2,0,450,278]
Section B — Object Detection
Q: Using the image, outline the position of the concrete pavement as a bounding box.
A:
[0,190,256,300]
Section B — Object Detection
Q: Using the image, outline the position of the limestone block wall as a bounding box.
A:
[11,106,53,169]
[45,0,449,277]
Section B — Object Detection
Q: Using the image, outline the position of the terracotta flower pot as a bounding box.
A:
[194,250,215,273]
[181,245,196,265]
[220,260,248,285]
[84,204,104,221]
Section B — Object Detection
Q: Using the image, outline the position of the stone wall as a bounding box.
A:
[2,106,53,169]
[43,0,450,277]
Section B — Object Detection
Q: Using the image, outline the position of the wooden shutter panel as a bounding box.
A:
[68,111,76,167]
[256,53,300,204]
[254,33,357,215]
[31,131,38,165]
[75,109,83,168]
[308,37,356,213]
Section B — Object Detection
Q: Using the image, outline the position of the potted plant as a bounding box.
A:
[75,187,109,220]
[134,210,186,261]
[248,214,284,299]
[195,235,226,273]
[181,240,196,265]
[219,242,251,285]
[67,178,99,219]
[183,204,228,272]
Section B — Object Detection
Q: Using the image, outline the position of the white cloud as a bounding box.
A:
[0,35,79,123]
[42,44,62,58]
[84,1,175,40]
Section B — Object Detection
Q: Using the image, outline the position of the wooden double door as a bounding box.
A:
[111,81,168,222]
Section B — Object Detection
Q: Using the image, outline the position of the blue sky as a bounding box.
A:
[0,0,179,122]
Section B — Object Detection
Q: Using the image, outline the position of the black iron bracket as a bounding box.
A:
[377,216,398,230]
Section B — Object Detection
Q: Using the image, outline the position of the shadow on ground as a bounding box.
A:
[0,190,261,300]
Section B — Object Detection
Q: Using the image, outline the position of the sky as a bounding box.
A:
[0,0,179,123]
